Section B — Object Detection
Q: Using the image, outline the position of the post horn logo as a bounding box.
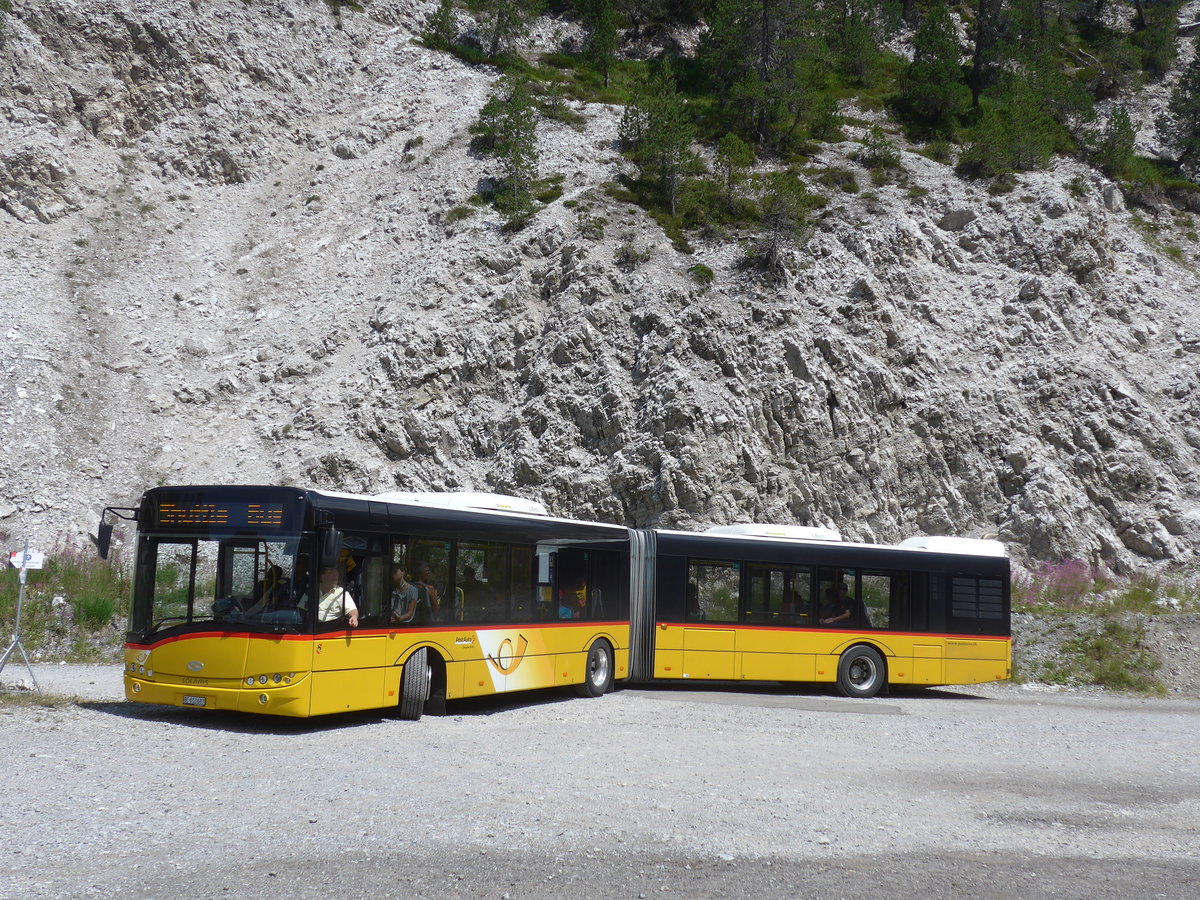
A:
[486,635,529,676]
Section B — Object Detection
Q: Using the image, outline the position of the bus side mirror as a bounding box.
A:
[95,521,114,560]
[320,527,342,568]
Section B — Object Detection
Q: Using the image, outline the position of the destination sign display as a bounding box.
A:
[150,497,298,531]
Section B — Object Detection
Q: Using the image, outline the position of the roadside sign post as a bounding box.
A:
[0,540,42,691]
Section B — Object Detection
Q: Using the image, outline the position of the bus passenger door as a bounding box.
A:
[310,538,388,714]
[680,560,740,679]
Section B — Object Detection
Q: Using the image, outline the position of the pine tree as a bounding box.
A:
[751,171,810,279]
[715,132,755,208]
[1092,106,1137,179]
[581,0,618,88]
[960,77,1055,176]
[959,102,1012,177]
[1004,77,1056,171]
[473,77,539,226]
[900,1,970,134]
[1157,41,1200,178]
[423,0,457,50]
[839,10,878,87]
[697,0,828,145]
[480,0,544,58]
[621,67,695,216]
[970,0,1003,107]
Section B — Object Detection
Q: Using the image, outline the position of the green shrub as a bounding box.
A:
[688,263,714,287]
[918,139,953,164]
[859,125,901,170]
[818,167,859,194]
[1064,620,1164,694]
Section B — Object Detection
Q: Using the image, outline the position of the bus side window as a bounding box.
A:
[689,561,739,623]
[412,540,451,622]
[745,566,781,623]
[555,548,589,620]
[860,572,897,630]
[785,567,814,625]
[818,568,857,627]
[358,549,388,628]
[586,548,621,619]
[336,533,383,625]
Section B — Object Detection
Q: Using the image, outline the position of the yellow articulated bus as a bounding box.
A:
[98,486,1010,719]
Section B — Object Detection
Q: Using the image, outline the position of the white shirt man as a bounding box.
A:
[316,566,359,626]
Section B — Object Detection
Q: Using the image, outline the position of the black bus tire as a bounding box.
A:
[574,639,614,698]
[836,645,886,698]
[399,647,431,720]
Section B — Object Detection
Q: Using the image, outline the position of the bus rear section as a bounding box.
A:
[639,530,1011,697]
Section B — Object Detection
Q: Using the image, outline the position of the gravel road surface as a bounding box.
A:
[2,666,1198,899]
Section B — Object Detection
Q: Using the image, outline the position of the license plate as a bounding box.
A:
[182,695,207,707]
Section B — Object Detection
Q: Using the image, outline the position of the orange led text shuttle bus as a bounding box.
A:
[98,486,1010,719]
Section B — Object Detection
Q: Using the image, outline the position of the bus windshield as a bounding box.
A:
[131,534,311,638]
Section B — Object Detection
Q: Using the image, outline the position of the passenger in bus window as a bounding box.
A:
[820,580,851,626]
[316,566,359,627]
[413,562,442,620]
[558,577,587,619]
[389,565,420,625]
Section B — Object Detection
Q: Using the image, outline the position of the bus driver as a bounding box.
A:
[316,566,359,627]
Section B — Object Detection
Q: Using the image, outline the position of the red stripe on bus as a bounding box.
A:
[654,623,1010,640]
[125,620,630,650]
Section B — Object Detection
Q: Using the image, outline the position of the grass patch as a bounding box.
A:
[1063,619,1165,694]
[0,535,130,663]
[1012,563,1200,694]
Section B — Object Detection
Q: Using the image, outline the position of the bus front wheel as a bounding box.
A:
[837,646,886,699]
[399,647,431,720]
[574,640,614,698]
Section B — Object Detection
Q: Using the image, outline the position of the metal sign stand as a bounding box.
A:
[0,540,40,691]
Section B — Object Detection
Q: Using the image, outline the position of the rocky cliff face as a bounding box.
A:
[2,0,1199,574]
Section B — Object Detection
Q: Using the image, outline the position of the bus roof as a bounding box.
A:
[705,523,843,542]
[896,535,1007,557]
[306,487,626,534]
[370,491,549,516]
[659,527,1008,559]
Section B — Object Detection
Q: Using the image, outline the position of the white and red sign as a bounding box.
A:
[7,550,45,570]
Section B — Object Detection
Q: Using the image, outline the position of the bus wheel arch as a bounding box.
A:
[574,638,614,698]
[398,647,433,720]
[836,644,887,699]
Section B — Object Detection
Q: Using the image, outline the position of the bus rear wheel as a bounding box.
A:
[837,646,885,698]
[574,639,613,698]
[399,647,431,720]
